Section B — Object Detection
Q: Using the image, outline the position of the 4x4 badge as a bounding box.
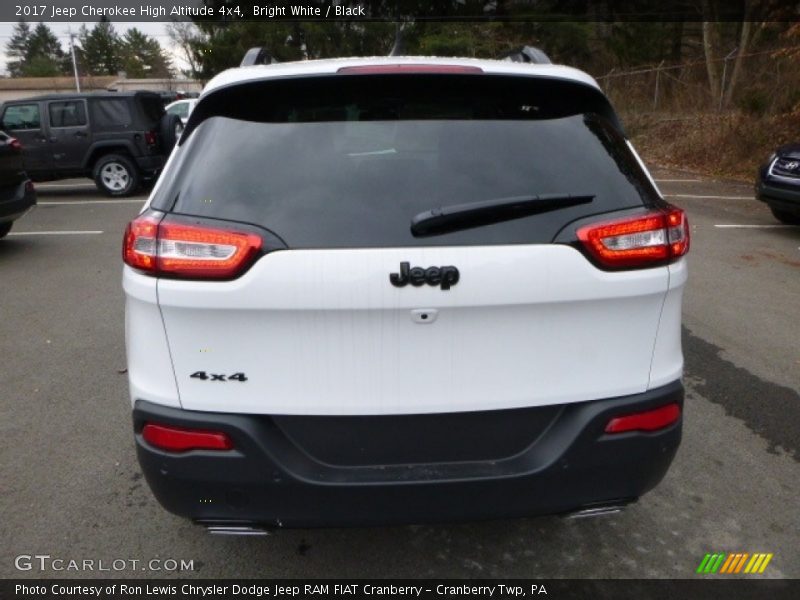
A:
[390,262,460,290]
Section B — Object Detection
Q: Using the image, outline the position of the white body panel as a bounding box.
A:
[123,269,180,408]
[648,260,687,388]
[134,245,677,415]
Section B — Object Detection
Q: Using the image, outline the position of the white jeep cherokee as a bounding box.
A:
[123,57,688,531]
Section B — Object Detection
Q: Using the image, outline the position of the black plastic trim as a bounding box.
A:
[132,381,683,527]
[756,180,800,212]
[0,179,36,222]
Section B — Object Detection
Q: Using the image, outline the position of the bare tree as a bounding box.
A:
[722,1,768,108]
[702,1,721,105]
[166,20,203,77]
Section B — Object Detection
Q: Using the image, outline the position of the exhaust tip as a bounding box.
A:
[563,500,635,520]
[206,526,271,536]
[199,522,272,536]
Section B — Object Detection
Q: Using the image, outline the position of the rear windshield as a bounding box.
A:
[154,76,659,248]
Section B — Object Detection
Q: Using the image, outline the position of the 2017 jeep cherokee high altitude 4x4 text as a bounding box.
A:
[123,57,689,531]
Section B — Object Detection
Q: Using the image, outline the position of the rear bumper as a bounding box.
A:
[756,179,800,213]
[133,381,683,527]
[0,179,36,223]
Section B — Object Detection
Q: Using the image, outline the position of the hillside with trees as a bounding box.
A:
[5,19,173,79]
[5,0,799,179]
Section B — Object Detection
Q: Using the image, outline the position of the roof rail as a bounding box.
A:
[499,46,552,65]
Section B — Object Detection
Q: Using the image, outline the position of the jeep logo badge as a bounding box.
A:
[390,262,460,290]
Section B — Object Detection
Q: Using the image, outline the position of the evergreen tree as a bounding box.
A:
[120,28,173,78]
[79,17,122,75]
[5,19,31,77]
[22,55,61,77]
[23,22,67,77]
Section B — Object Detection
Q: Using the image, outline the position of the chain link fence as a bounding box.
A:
[596,46,800,116]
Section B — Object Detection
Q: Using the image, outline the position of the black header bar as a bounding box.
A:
[3,1,799,23]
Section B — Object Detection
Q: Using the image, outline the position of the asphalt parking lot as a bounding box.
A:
[1,171,798,579]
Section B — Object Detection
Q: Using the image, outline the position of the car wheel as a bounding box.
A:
[0,222,12,239]
[770,207,800,225]
[160,114,183,151]
[93,154,140,197]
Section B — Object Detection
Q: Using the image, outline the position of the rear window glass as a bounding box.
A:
[156,76,659,248]
[90,99,132,130]
[2,104,41,130]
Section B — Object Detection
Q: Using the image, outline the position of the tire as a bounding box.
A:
[770,207,800,225]
[0,222,12,239]
[160,114,183,152]
[93,154,140,197]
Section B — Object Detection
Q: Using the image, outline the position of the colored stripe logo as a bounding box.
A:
[697,553,773,574]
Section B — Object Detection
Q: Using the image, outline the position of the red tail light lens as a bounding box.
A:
[123,214,262,279]
[665,208,690,257]
[144,131,157,146]
[337,64,484,75]
[9,137,22,151]
[142,423,233,453]
[123,215,160,272]
[605,403,681,434]
[577,207,689,269]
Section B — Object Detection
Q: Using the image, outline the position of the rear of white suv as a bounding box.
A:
[123,58,688,529]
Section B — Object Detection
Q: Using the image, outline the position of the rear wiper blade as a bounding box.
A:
[410,193,594,237]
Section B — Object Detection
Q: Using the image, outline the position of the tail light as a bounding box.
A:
[142,423,233,453]
[605,403,681,434]
[577,207,689,269]
[9,137,22,152]
[25,181,35,193]
[123,214,262,279]
[144,130,157,146]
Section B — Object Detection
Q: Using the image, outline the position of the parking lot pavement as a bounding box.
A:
[1,172,798,579]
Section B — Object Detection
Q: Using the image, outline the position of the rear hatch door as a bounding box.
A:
[153,73,670,415]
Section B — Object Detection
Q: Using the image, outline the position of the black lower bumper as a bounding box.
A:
[756,180,800,214]
[133,381,683,527]
[0,179,36,223]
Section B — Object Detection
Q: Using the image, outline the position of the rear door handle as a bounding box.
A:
[74,131,87,138]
